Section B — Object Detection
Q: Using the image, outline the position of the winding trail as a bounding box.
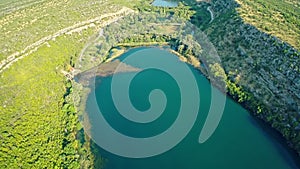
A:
[0,7,134,74]
[207,6,214,23]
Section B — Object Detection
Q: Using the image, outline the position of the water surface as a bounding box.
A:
[86,47,299,169]
[152,0,178,7]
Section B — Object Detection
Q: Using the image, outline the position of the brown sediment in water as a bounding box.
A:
[75,59,141,87]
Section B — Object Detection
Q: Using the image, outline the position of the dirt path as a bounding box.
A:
[0,7,134,74]
[207,6,214,23]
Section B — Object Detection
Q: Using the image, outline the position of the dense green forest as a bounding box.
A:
[0,29,97,168]
[0,0,299,168]
[0,0,137,167]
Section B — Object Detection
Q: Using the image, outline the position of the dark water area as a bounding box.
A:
[86,47,299,169]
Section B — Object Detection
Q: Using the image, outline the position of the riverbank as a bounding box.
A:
[101,39,300,162]
[73,1,300,164]
[206,0,300,157]
[79,46,300,169]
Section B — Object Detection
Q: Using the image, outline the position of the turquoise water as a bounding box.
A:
[86,47,299,169]
[152,0,178,7]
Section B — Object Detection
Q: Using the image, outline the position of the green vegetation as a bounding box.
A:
[205,0,300,155]
[0,0,136,168]
[236,0,300,50]
[0,0,119,61]
[75,5,300,159]
[137,1,195,20]
[0,0,299,168]
[0,32,94,168]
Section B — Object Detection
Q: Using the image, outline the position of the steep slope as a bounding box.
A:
[204,0,300,155]
[0,0,134,168]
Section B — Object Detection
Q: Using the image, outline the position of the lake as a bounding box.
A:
[85,47,299,169]
[151,0,178,7]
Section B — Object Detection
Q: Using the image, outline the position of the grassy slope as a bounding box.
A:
[0,29,93,168]
[0,0,140,168]
[0,0,299,167]
[236,0,300,50]
[0,0,136,61]
[205,0,300,155]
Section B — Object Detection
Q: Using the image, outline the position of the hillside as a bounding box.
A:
[203,0,300,155]
[0,0,299,168]
[0,0,136,168]
[236,0,300,50]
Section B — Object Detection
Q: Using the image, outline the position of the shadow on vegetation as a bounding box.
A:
[188,0,300,162]
[77,0,300,168]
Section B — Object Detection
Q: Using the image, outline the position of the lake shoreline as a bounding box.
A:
[102,44,300,167]
[81,46,300,169]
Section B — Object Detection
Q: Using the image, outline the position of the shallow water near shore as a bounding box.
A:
[86,47,299,169]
